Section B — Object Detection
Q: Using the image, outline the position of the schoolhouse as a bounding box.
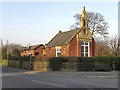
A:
[43,7,98,58]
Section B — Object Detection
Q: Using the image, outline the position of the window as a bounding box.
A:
[35,52,39,55]
[56,48,61,57]
[83,29,86,34]
[84,19,86,27]
[81,41,89,57]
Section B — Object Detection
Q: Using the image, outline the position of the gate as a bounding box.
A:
[34,61,49,71]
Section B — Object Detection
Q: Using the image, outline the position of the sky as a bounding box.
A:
[1,2,118,46]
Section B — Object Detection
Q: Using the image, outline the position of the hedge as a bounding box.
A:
[49,56,120,71]
[3,55,35,70]
[49,57,67,71]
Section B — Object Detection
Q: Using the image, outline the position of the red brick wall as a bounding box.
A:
[44,45,70,58]
[78,41,81,57]
[34,45,44,58]
[44,47,56,58]
[43,36,98,58]
[89,42,92,57]
[92,38,98,56]
[69,35,77,56]
[61,45,69,57]
[94,40,98,56]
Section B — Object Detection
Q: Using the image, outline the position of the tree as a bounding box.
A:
[97,39,112,56]
[12,49,20,56]
[109,36,120,56]
[1,40,22,56]
[70,11,109,38]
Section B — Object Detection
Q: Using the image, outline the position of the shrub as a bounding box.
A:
[93,56,120,70]
[8,56,35,61]
[49,57,67,71]
[77,57,95,71]
[63,57,78,63]
[2,53,11,59]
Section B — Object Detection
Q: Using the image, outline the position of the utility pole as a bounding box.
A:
[29,46,32,70]
[6,40,9,66]
[27,44,32,70]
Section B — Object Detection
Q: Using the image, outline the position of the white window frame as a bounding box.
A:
[81,41,89,57]
[56,48,61,57]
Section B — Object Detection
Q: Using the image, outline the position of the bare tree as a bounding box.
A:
[109,36,120,56]
[97,39,112,56]
[70,12,109,38]
[1,40,22,56]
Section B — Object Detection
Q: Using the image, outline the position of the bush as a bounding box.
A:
[77,57,95,71]
[93,56,119,70]
[48,56,120,71]
[2,53,11,59]
[63,57,78,63]
[78,57,95,63]
[49,57,67,71]
[8,56,35,61]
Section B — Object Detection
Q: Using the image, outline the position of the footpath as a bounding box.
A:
[1,66,120,78]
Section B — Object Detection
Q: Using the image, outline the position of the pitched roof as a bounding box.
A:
[21,44,44,51]
[46,29,80,47]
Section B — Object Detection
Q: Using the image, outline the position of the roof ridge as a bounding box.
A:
[30,44,42,47]
[61,28,80,33]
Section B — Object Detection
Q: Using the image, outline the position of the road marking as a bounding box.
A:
[32,80,39,83]
[31,79,66,88]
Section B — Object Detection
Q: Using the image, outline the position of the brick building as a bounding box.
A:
[43,7,98,58]
[21,44,44,57]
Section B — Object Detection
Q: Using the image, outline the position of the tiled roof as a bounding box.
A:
[21,44,43,51]
[46,29,81,47]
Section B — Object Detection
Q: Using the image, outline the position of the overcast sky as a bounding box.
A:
[2,2,118,46]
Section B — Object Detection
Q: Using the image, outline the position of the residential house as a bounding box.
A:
[21,44,44,57]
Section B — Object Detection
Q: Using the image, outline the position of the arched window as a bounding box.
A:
[84,19,85,27]
[83,29,86,34]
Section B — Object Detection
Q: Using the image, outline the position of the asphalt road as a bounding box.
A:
[2,66,119,88]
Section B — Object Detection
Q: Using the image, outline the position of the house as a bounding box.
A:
[21,44,44,57]
[43,7,98,58]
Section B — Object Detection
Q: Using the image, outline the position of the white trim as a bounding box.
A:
[81,41,89,57]
[88,42,89,57]
[56,48,61,57]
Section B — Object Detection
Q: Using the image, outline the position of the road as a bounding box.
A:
[2,66,119,88]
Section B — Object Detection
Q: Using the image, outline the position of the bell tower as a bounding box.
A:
[80,7,88,34]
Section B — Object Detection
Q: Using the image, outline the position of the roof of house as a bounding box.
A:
[46,28,81,47]
[21,44,44,51]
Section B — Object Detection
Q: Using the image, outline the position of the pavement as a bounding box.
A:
[1,66,119,78]
[1,66,120,88]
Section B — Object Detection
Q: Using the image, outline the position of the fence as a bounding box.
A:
[34,61,49,71]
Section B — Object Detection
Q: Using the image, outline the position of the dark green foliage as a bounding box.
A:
[49,57,67,71]
[2,53,11,59]
[8,60,34,70]
[8,56,35,61]
[77,57,95,63]
[4,56,35,70]
[12,49,20,56]
[49,56,120,71]
[77,57,95,71]
[77,63,94,71]
[63,57,78,62]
